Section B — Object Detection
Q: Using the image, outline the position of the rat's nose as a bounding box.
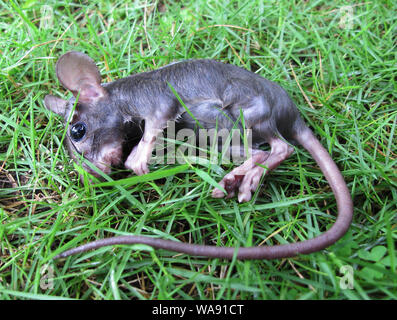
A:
[81,161,111,178]
[101,144,123,166]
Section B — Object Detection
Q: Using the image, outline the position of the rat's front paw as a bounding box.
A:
[125,158,149,175]
[126,160,149,176]
[124,146,150,175]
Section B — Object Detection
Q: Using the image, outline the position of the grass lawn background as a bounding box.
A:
[0,0,396,299]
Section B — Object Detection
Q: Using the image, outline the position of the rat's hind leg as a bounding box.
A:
[237,138,294,202]
[212,149,270,199]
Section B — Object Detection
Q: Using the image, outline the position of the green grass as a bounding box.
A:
[0,0,396,300]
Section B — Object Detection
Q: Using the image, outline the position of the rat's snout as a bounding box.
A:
[101,143,123,167]
[79,143,123,180]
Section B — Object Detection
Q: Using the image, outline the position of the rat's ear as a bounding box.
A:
[55,51,107,104]
[44,95,68,116]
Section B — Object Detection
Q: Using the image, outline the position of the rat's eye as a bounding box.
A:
[70,122,86,142]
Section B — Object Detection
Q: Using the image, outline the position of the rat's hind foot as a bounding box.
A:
[236,139,294,202]
[236,165,267,202]
[212,151,270,199]
[213,138,294,202]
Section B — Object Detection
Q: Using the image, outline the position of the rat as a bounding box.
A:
[44,51,353,260]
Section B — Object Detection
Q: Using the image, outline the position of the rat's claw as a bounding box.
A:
[125,158,149,176]
[133,162,149,176]
[212,174,243,199]
[212,187,226,198]
[237,191,252,203]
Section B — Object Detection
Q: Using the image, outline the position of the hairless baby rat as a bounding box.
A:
[44,51,353,260]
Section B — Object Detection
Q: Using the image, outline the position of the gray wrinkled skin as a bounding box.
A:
[103,59,306,143]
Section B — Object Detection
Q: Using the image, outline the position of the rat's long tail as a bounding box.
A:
[55,128,353,260]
